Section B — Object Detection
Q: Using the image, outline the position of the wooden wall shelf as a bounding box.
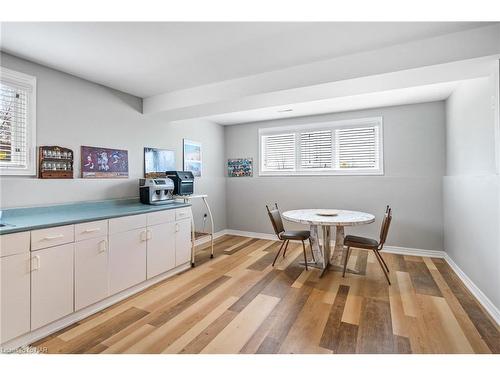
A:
[38,146,74,179]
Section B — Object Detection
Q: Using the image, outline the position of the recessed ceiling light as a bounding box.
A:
[277,108,293,113]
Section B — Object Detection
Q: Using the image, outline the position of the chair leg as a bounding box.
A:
[282,240,289,258]
[342,246,351,277]
[373,249,391,285]
[375,249,389,273]
[308,238,316,262]
[272,240,286,267]
[301,241,308,271]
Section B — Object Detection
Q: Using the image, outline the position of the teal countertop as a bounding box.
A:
[0,199,191,235]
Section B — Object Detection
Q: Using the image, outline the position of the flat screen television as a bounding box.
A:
[144,147,176,178]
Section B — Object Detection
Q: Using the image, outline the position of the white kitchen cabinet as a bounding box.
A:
[175,219,192,266]
[75,236,109,311]
[108,228,147,295]
[31,243,74,330]
[147,222,176,279]
[1,252,31,343]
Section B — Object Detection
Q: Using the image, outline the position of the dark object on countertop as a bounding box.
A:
[139,178,175,205]
[165,171,194,196]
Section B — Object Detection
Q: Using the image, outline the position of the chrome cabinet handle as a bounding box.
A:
[98,240,107,253]
[43,234,64,240]
[175,223,179,233]
[31,255,40,271]
[83,228,100,233]
[140,230,148,241]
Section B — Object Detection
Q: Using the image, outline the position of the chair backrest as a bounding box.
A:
[266,203,285,239]
[379,206,392,248]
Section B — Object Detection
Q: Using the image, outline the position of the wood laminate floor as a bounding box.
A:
[33,235,500,354]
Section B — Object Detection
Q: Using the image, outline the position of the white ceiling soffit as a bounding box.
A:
[0,22,494,98]
[204,81,461,125]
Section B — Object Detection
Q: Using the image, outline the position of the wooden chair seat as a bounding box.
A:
[266,203,315,270]
[344,234,379,249]
[343,206,393,285]
[280,230,310,241]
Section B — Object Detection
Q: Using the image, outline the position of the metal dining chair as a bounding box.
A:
[266,203,315,270]
[343,206,392,284]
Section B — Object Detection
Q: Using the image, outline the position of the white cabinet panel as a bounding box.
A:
[31,225,74,251]
[175,219,192,266]
[31,243,74,330]
[147,210,175,226]
[75,220,108,242]
[175,207,192,221]
[0,231,30,257]
[1,252,31,343]
[108,228,147,295]
[108,214,147,235]
[75,236,109,311]
[147,222,175,279]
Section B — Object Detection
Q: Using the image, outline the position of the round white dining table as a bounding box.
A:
[282,209,375,276]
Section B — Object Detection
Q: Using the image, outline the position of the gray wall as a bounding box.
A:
[225,102,446,251]
[0,53,227,231]
[444,77,500,310]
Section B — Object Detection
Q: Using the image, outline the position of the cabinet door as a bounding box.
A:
[75,236,109,311]
[1,253,31,343]
[175,219,192,266]
[31,243,74,330]
[108,228,147,295]
[147,222,176,279]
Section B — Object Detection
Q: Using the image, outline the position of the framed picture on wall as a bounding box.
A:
[144,147,175,178]
[81,146,129,178]
[228,158,253,177]
[183,139,202,177]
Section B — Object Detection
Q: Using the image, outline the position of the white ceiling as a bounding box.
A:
[0,22,491,98]
[204,81,461,125]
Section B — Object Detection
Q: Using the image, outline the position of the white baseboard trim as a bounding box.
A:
[382,246,445,258]
[1,262,191,351]
[221,229,499,324]
[443,254,500,325]
[224,229,277,241]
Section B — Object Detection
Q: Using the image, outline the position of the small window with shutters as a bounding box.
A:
[0,67,36,175]
[259,117,383,175]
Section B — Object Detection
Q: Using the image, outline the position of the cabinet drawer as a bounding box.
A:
[75,220,108,241]
[109,214,147,234]
[175,207,192,221]
[31,225,74,251]
[0,231,30,257]
[147,210,175,226]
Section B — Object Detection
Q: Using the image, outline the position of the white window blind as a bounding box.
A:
[335,126,380,169]
[0,83,28,168]
[300,130,332,169]
[259,117,383,175]
[0,67,36,175]
[261,133,296,171]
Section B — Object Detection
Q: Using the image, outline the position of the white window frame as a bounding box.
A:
[0,66,37,176]
[259,117,384,176]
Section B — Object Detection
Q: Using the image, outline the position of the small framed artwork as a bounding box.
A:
[144,147,175,178]
[183,139,202,177]
[228,158,253,177]
[81,146,129,178]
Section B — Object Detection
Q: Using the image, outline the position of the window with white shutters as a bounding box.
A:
[300,130,332,169]
[0,67,36,175]
[259,117,383,175]
[261,133,296,171]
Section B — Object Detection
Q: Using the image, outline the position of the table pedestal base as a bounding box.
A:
[302,224,358,277]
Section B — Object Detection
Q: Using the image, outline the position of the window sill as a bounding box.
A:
[258,170,385,177]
